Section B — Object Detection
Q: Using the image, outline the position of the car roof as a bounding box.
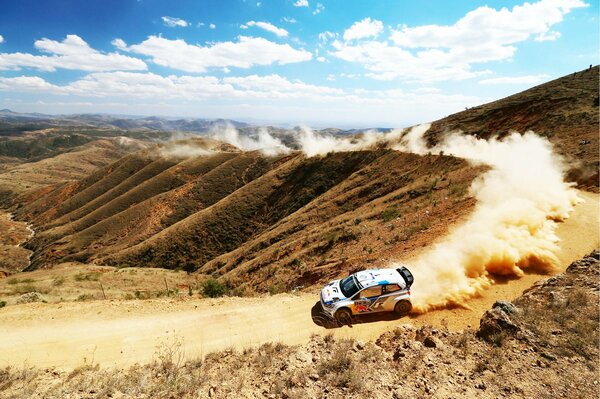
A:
[354,268,405,288]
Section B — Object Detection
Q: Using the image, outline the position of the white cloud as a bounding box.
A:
[318,31,336,46]
[0,34,146,72]
[317,56,325,62]
[111,38,127,50]
[343,17,383,41]
[0,72,486,126]
[0,75,65,93]
[197,22,206,27]
[245,21,289,37]
[223,74,343,95]
[293,0,308,7]
[313,3,324,14]
[535,30,561,41]
[282,17,297,24]
[161,16,189,28]
[479,74,550,85]
[209,23,217,29]
[0,72,343,100]
[0,35,4,44]
[125,35,311,73]
[330,0,587,81]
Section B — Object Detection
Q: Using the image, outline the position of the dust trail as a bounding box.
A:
[391,130,580,312]
[297,126,381,157]
[160,143,214,158]
[210,123,290,156]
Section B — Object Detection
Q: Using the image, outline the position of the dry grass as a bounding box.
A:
[0,263,198,306]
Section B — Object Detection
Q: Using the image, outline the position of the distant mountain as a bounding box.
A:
[0,110,252,133]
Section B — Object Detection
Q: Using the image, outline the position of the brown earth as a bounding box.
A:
[19,147,483,298]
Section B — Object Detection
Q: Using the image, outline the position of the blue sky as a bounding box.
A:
[0,0,597,127]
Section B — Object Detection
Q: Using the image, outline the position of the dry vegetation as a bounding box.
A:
[1,251,597,399]
[0,263,210,305]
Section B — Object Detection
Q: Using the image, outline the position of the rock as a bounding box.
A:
[476,382,487,390]
[295,351,312,364]
[493,300,519,315]
[354,340,365,351]
[393,348,406,361]
[309,373,319,381]
[208,386,217,398]
[423,336,443,349]
[477,301,520,341]
[16,292,45,304]
[541,352,557,361]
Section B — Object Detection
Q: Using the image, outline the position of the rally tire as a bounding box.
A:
[334,308,353,325]
[394,300,412,316]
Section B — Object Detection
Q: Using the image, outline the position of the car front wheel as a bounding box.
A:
[334,308,353,325]
[394,300,412,316]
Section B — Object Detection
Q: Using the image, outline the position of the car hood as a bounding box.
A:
[321,280,346,304]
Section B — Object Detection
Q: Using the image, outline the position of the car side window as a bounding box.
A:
[383,284,401,294]
[359,286,381,298]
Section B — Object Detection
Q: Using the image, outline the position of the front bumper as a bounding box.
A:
[319,292,336,317]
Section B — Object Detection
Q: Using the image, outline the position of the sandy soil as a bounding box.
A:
[0,191,597,370]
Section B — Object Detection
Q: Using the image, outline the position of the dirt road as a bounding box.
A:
[0,191,597,370]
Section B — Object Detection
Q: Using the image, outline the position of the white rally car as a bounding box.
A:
[320,267,414,323]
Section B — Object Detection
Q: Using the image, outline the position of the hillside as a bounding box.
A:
[426,66,599,190]
[21,145,482,295]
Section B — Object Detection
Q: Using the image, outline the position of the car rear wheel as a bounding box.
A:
[334,308,353,325]
[394,300,412,316]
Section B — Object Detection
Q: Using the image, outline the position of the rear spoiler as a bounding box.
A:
[396,267,414,288]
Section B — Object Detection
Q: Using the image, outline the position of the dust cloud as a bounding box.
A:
[297,126,381,157]
[391,130,581,312]
[210,123,290,156]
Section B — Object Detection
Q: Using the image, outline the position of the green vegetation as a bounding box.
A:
[73,272,100,282]
[381,206,400,222]
[0,300,6,308]
[201,279,226,298]
[52,277,65,286]
[76,293,95,302]
[6,278,34,285]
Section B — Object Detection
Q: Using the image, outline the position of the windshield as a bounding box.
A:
[339,275,361,298]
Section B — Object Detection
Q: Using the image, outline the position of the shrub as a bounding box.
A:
[52,277,65,286]
[74,272,100,282]
[76,294,94,301]
[0,300,6,308]
[381,207,400,222]
[202,279,226,298]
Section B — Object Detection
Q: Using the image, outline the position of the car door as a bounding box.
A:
[380,284,403,311]
[352,285,383,314]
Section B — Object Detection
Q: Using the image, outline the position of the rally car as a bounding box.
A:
[319,267,414,323]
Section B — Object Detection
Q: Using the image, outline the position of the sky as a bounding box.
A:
[0,0,597,128]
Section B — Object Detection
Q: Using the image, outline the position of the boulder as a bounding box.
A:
[16,292,45,304]
[477,301,520,341]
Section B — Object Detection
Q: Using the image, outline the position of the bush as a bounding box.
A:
[74,272,100,282]
[202,279,226,298]
[381,207,399,222]
[0,300,6,308]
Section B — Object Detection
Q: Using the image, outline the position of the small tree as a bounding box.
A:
[202,279,226,298]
